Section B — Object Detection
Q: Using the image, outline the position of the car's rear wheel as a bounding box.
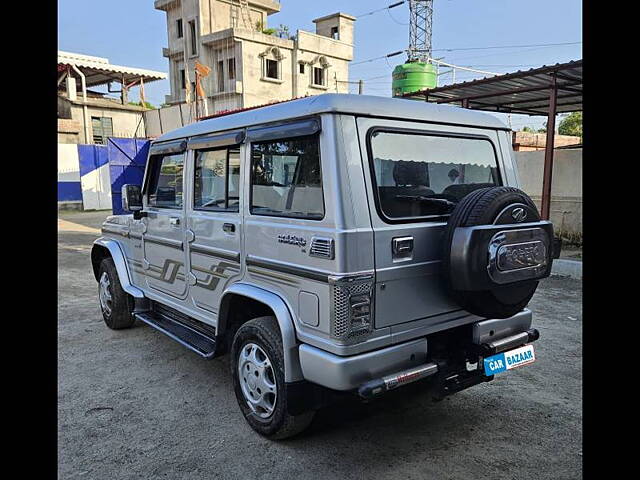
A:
[231,316,315,439]
[98,257,135,330]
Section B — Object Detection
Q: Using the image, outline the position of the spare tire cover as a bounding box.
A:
[442,186,542,319]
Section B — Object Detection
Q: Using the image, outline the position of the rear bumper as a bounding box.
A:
[298,309,534,392]
[299,338,428,391]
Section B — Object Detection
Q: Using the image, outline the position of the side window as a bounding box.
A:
[193,147,241,211]
[250,134,324,220]
[147,153,185,209]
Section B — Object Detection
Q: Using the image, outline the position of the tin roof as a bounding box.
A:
[57,51,167,88]
[401,60,582,116]
[156,93,508,142]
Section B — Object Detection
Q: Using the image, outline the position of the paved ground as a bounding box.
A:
[58,211,582,480]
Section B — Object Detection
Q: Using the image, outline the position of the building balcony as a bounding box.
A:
[154,0,180,12]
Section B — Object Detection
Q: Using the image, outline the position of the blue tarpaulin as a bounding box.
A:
[107,138,150,215]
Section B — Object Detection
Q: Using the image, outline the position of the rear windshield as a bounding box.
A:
[368,130,501,221]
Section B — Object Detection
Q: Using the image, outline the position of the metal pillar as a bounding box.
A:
[540,76,557,220]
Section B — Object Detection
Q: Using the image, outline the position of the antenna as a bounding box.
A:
[408,0,434,63]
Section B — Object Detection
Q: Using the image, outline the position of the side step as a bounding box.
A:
[135,311,217,359]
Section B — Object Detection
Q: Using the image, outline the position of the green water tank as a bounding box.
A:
[392,62,437,97]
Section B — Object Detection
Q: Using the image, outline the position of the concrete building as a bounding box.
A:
[154,0,355,116]
[57,51,166,210]
[57,51,167,144]
[512,131,581,152]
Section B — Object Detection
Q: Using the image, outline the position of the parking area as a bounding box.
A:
[58,211,582,480]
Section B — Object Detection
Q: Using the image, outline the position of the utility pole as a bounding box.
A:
[358,79,364,94]
[408,0,434,62]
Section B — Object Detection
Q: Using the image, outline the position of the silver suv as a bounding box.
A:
[91,94,556,439]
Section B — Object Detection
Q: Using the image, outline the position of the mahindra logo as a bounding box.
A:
[511,207,527,222]
[278,234,306,247]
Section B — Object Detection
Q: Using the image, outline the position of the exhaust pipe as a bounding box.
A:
[358,362,439,399]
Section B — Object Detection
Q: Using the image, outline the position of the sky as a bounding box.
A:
[58,0,582,130]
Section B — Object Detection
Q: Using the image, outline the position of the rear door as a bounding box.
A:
[355,117,506,328]
[142,141,188,300]
[185,130,244,316]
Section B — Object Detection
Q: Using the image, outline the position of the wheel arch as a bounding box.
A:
[91,238,145,299]
[218,283,303,382]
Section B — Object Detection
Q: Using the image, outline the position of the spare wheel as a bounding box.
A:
[442,186,554,319]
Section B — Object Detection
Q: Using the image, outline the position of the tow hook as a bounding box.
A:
[357,362,439,399]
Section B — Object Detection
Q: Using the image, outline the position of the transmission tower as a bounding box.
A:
[408,0,434,62]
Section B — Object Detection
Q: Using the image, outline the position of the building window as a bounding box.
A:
[91,116,113,145]
[180,69,186,89]
[313,67,325,87]
[299,63,305,74]
[176,19,183,38]
[260,47,283,81]
[265,59,278,80]
[188,19,197,56]
[217,60,224,92]
[331,26,339,40]
[228,58,236,80]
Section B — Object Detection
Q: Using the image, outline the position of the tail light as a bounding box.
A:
[329,272,375,343]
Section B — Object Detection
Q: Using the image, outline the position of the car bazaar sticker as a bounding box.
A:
[483,344,535,376]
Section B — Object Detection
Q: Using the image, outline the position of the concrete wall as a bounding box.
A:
[515,148,582,244]
[66,103,146,144]
[58,143,83,208]
[512,131,581,151]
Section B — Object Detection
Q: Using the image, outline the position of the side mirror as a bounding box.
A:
[121,184,143,215]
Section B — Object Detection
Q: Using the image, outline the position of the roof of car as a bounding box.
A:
[155,93,508,143]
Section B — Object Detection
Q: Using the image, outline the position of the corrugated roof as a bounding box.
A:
[57,51,167,88]
[402,59,582,116]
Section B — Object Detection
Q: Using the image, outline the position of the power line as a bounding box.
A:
[433,41,581,53]
[352,50,404,66]
[356,1,406,18]
[351,41,581,67]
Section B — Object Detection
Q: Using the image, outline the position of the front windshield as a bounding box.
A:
[369,130,501,220]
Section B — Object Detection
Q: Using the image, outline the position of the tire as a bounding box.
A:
[231,316,315,440]
[98,257,136,330]
[442,186,542,319]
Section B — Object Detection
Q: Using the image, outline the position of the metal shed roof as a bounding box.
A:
[57,51,167,88]
[402,60,582,116]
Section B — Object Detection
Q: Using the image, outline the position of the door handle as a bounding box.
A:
[222,223,235,233]
[169,217,181,226]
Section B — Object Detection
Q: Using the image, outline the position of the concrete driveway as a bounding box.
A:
[58,211,582,480]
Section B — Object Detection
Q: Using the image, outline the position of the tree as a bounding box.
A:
[558,112,582,138]
[129,101,155,110]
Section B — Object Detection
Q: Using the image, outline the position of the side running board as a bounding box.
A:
[135,311,217,359]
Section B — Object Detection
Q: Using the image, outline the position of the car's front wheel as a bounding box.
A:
[231,316,315,439]
[98,257,135,330]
